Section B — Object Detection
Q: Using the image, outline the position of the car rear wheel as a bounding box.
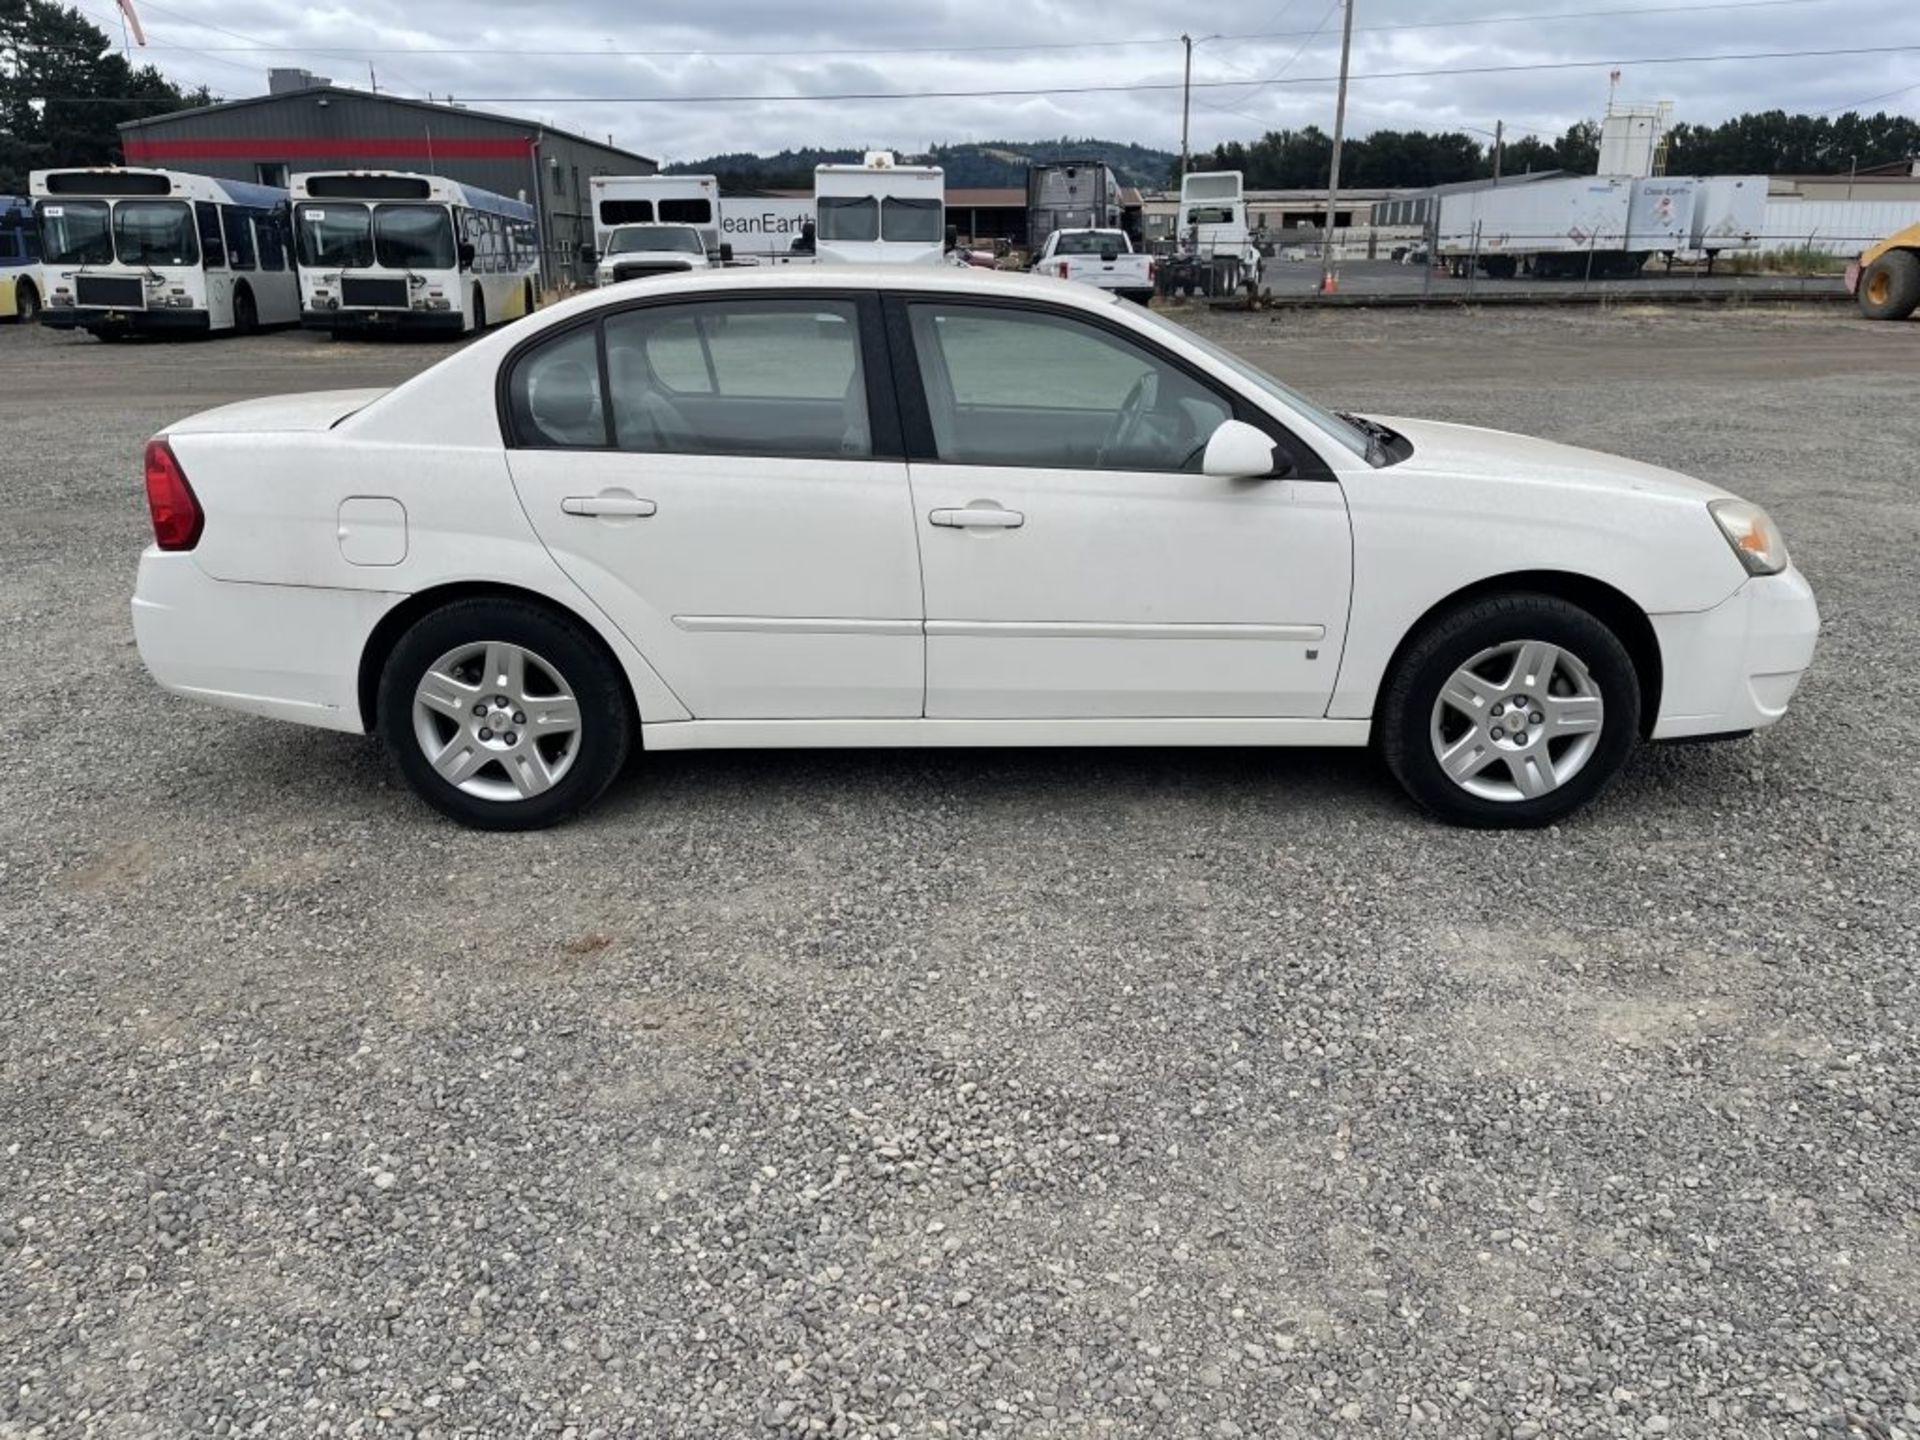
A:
[377,598,633,830]
[1379,593,1641,827]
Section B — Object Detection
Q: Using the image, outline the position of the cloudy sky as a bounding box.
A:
[83,0,1920,164]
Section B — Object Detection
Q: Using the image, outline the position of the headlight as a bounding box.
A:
[1709,499,1789,576]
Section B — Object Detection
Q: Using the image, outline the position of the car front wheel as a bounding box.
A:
[378,598,633,829]
[1379,593,1641,827]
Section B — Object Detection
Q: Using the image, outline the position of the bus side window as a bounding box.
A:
[256,209,286,272]
[196,202,226,267]
[222,205,257,270]
[486,214,504,273]
[0,232,16,261]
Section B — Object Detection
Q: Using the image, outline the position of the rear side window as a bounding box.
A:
[603,300,868,459]
[506,324,605,448]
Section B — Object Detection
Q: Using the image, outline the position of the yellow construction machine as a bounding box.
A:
[1850,223,1920,321]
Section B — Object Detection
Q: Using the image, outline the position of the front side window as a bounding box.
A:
[605,300,869,458]
[115,201,199,267]
[296,204,372,267]
[881,197,942,243]
[37,200,112,264]
[906,303,1230,473]
[375,204,455,270]
[816,196,877,242]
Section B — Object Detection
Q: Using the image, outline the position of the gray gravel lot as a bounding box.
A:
[2,307,1918,1440]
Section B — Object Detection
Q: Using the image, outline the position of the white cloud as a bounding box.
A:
[102,0,1920,164]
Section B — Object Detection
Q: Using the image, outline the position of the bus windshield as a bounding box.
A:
[113,201,198,267]
[817,196,878,242]
[296,204,373,267]
[375,204,454,270]
[37,199,113,265]
[880,197,942,243]
[607,226,704,255]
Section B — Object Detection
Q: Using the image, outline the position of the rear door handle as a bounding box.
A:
[562,495,657,518]
[930,506,1024,529]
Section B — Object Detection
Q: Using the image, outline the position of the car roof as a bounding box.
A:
[535,264,1119,327]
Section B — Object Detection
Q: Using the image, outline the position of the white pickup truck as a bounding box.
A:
[594,224,722,286]
[1030,228,1155,304]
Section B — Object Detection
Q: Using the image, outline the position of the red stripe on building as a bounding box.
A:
[122,136,534,161]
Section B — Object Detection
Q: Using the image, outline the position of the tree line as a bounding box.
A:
[1,0,210,194]
[1188,111,1920,190]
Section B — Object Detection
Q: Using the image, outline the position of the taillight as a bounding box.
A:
[144,437,203,551]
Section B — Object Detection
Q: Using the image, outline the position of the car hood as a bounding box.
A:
[164,389,390,436]
[1374,415,1734,504]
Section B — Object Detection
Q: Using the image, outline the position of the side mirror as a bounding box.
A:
[577,242,595,266]
[458,241,476,270]
[718,242,733,263]
[944,224,959,251]
[1202,419,1283,480]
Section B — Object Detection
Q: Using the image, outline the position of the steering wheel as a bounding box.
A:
[1099,373,1154,466]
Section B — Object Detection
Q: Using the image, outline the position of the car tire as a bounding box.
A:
[1858,249,1920,321]
[1378,592,1641,828]
[377,597,633,830]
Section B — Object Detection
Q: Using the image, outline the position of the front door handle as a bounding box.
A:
[930,506,1024,530]
[562,495,657,518]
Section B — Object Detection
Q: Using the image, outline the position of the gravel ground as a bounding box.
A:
[2,307,1918,1440]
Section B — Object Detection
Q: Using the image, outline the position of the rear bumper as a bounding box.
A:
[1650,567,1819,740]
[303,308,466,335]
[132,549,400,734]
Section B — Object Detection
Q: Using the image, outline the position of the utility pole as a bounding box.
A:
[1492,119,1504,183]
[1319,0,1355,293]
[1179,34,1194,182]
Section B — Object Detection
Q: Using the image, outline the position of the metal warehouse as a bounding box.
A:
[117,70,655,290]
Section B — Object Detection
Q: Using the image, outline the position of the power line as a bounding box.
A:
[53,0,1833,60]
[41,43,1920,108]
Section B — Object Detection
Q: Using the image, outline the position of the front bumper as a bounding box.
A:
[132,549,401,734]
[1650,567,1819,740]
[41,306,210,334]
[303,308,466,335]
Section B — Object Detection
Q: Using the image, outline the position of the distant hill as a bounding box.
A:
[665,139,1178,191]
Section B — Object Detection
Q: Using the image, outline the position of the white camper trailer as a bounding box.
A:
[812,152,948,265]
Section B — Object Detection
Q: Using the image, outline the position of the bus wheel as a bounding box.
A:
[472,287,486,332]
[15,281,38,321]
[232,285,258,336]
[524,280,536,317]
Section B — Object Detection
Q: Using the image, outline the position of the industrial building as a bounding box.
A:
[118,70,656,289]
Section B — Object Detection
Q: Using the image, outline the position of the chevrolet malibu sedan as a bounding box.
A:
[132,267,1818,830]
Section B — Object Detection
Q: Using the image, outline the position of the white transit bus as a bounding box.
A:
[30,168,298,339]
[292,171,538,335]
[813,152,951,264]
[0,194,40,321]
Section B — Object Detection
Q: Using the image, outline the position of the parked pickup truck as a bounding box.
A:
[593,224,724,286]
[1029,228,1155,304]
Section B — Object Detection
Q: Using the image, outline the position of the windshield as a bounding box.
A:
[1135,308,1375,461]
[112,200,198,267]
[375,204,454,270]
[37,199,112,265]
[881,196,943,243]
[296,204,373,267]
[817,196,878,242]
[1056,231,1125,255]
[608,226,704,255]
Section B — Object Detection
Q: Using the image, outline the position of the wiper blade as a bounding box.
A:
[1336,410,1391,463]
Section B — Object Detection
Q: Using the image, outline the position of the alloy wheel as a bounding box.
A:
[1427,639,1605,802]
[411,640,582,801]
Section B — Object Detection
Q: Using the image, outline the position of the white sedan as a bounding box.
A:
[132,267,1818,829]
